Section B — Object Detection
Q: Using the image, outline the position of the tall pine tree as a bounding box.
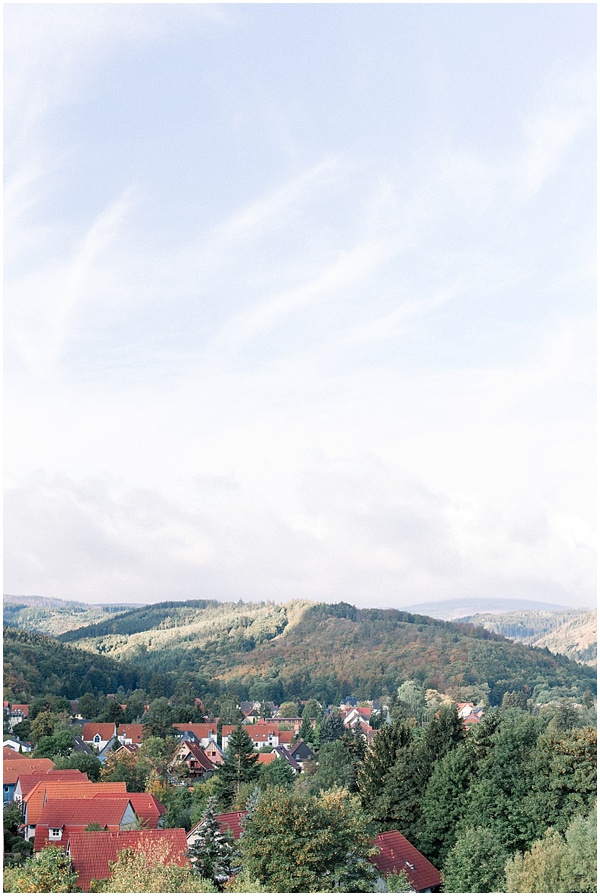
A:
[187,796,237,889]
[214,725,260,810]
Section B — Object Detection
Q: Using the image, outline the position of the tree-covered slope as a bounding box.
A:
[55,600,596,706]
[3,595,131,637]
[459,609,597,666]
[3,627,139,702]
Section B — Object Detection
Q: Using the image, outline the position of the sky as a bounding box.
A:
[3,3,596,610]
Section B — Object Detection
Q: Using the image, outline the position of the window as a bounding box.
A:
[93,734,101,743]
[49,828,62,840]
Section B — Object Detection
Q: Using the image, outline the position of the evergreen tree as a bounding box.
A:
[214,725,260,810]
[187,796,237,889]
[319,711,346,744]
[259,757,295,791]
[418,742,476,865]
[356,720,412,826]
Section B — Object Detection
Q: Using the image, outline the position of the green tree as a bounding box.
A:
[53,752,102,782]
[259,757,296,791]
[240,786,376,892]
[77,692,99,719]
[30,711,62,741]
[319,711,346,744]
[505,805,597,893]
[213,725,260,810]
[142,698,176,739]
[33,730,75,759]
[442,826,509,893]
[419,742,475,865]
[3,845,79,892]
[187,796,238,889]
[356,720,412,826]
[100,748,150,792]
[91,842,218,892]
[312,739,356,794]
[278,700,300,717]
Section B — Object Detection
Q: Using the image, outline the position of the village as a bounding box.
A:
[3,695,486,892]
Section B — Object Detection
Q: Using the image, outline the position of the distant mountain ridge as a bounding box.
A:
[3,594,139,637]
[458,608,597,667]
[402,597,576,620]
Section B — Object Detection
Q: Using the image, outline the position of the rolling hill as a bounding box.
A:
[457,609,597,666]
[49,599,597,707]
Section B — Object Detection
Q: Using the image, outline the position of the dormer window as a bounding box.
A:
[49,828,62,840]
[93,734,101,743]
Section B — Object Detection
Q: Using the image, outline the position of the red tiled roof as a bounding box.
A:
[101,792,166,828]
[371,830,441,892]
[257,752,276,765]
[38,797,134,829]
[190,811,247,842]
[68,828,189,892]
[3,758,53,785]
[81,723,116,742]
[10,704,30,717]
[277,730,294,745]
[117,724,143,743]
[3,746,20,758]
[24,781,127,825]
[173,723,218,741]
[15,770,89,798]
[222,723,278,740]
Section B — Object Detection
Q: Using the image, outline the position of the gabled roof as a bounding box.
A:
[289,738,316,760]
[38,796,134,829]
[179,741,215,772]
[15,769,89,799]
[10,704,30,717]
[273,745,302,772]
[222,723,279,739]
[100,792,166,828]
[277,730,294,745]
[3,758,54,786]
[82,723,117,742]
[117,724,143,743]
[3,746,21,759]
[24,781,127,826]
[257,751,276,765]
[371,830,441,892]
[67,828,189,892]
[173,723,218,741]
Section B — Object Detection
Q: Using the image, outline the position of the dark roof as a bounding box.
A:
[371,830,441,892]
[68,828,189,891]
[273,745,302,772]
[180,741,215,772]
[289,738,316,760]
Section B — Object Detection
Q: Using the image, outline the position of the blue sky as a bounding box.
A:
[4,3,596,609]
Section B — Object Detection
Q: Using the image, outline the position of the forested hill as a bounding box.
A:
[3,627,138,701]
[48,600,597,707]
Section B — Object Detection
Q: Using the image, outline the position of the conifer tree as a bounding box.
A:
[187,796,237,889]
[213,725,259,810]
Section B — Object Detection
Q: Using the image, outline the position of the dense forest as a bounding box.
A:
[4,600,596,706]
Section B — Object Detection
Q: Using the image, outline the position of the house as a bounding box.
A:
[256,751,276,766]
[187,811,247,848]
[71,736,96,756]
[289,739,316,768]
[13,769,90,804]
[3,758,54,806]
[174,741,215,781]
[33,796,138,853]
[3,737,33,754]
[102,792,166,829]
[117,724,144,746]
[81,723,117,752]
[272,745,302,773]
[3,746,21,759]
[370,831,441,893]
[221,723,281,751]
[67,828,189,892]
[23,781,128,840]
[456,702,475,720]
[203,737,225,766]
[173,722,218,747]
[8,704,29,731]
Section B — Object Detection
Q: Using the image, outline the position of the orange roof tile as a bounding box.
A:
[3,758,53,785]
[24,781,127,825]
[68,828,189,892]
[371,831,441,892]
